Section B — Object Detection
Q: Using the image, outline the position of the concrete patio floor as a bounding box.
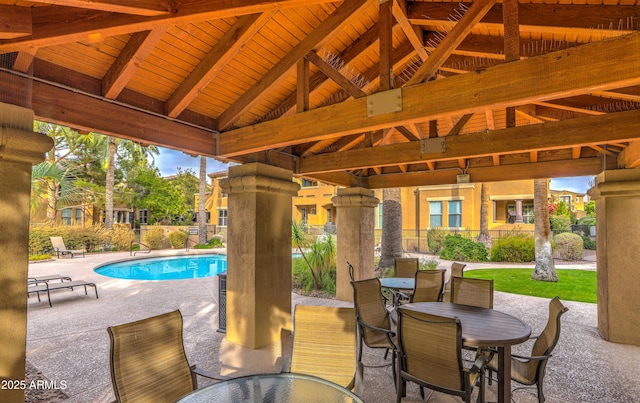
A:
[26,250,639,402]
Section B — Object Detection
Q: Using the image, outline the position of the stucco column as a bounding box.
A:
[514,199,524,223]
[332,187,379,301]
[220,163,300,349]
[588,169,640,346]
[0,104,53,402]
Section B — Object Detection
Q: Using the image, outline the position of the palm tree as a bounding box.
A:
[104,136,117,229]
[198,156,208,245]
[478,183,491,247]
[532,179,558,281]
[30,162,81,221]
[379,188,403,268]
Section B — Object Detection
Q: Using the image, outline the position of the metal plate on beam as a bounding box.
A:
[367,88,402,117]
[420,137,446,155]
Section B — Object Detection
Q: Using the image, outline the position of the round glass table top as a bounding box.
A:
[175,373,363,403]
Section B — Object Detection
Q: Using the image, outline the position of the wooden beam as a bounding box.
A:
[0,0,334,52]
[219,32,640,157]
[305,51,367,98]
[503,0,519,129]
[103,28,166,99]
[572,147,582,159]
[297,58,310,113]
[592,90,640,103]
[32,0,171,16]
[0,69,217,157]
[392,0,428,61]
[165,13,269,118]
[618,141,640,169]
[0,5,31,39]
[297,109,640,174]
[447,114,474,136]
[589,145,616,157]
[532,101,604,116]
[405,0,497,86]
[12,51,36,73]
[379,0,393,91]
[492,155,500,166]
[365,157,611,189]
[217,0,369,130]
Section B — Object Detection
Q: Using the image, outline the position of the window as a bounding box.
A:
[139,209,149,225]
[61,208,72,225]
[75,209,82,225]
[448,201,462,227]
[523,203,534,224]
[301,178,317,188]
[300,208,307,224]
[429,201,442,227]
[378,203,383,228]
[559,195,571,205]
[218,209,228,226]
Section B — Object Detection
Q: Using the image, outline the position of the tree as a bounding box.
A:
[379,188,403,268]
[104,136,117,229]
[198,156,207,244]
[532,179,558,282]
[130,166,185,223]
[478,183,491,247]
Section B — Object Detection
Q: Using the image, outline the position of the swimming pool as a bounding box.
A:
[95,253,303,281]
[95,254,227,281]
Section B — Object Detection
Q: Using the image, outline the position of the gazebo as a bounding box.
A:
[1,1,639,400]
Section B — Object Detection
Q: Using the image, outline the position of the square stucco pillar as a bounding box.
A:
[0,104,53,402]
[220,163,300,349]
[332,187,379,301]
[588,170,640,346]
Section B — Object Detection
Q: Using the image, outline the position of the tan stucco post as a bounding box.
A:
[219,163,300,349]
[0,104,53,402]
[588,169,640,346]
[332,187,379,301]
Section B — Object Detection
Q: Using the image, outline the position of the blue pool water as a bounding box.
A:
[95,254,227,280]
[95,253,303,281]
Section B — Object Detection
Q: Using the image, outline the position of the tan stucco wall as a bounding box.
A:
[589,170,640,346]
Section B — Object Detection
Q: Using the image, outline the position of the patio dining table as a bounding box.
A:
[175,373,363,403]
[399,302,531,403]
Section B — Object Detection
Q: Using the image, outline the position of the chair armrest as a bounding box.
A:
[356,319,396,337]
[511,353,551,363]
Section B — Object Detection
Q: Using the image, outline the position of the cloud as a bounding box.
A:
[549,176,595,194]
[153,148,230,176]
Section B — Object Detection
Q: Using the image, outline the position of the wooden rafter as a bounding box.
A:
[0,5,31,39]
[392,0,428,61]
[31,0,171,16]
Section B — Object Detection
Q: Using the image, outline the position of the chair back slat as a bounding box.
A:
[398,310,465,392]
[394,258,419,278]
[411,270,445,303]
[291,305,357,388]
[451,277,493,309]
[108,310,194,403]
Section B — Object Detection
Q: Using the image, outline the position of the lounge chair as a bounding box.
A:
[27,280,98,307]
[50,236,85,258]
[28,274,72,284]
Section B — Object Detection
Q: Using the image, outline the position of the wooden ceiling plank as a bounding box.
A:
[0,0,335,52]
[618,141,640,169]
[297,109,640,174]
[0,5,31,39]
[301,138,338,157]
[533,101,604,116]
[408,3,640,36]
[103,27,167,99]
[589,145,617,157]
[31,0,171,16]
[220,32,640,157]
[365,157,610,189]
[166,13,269,118]
[217,0,369,130]
[405,0,497,86]
[392,0,428,61]
[337,134,366,152]
[592,90,640,103]
[305,50,367,98]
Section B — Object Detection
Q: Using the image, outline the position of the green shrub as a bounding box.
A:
[554,232,583,261]
[550,215,571,231]
[439,234,488,262]
[490,234,535,262]
[29,254,52,261]
[109,225,135,251]
[29,224,108,255]
[418,257,439,270]
[168,229,189,248]
[581,235,596,250]
[144,226,165,249]
[292,257,336,296]
[427,227,447,254]
[577,217,596,226]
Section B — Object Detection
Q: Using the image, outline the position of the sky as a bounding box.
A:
[154,147,595,194]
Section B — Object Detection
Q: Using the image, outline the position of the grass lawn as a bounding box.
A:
[464,268,597,303]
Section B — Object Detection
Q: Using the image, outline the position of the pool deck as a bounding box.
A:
[26,250,639,403]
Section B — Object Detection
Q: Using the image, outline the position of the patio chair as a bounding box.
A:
[351,277,398,382]
[285,305,362,395]
[50,236,85,258]
[486,296,569,403]
[393,258,419,304]
[451,277,493,309]
[443,262,466,302]
[396,309,488,403]
[107,310,222,403]
[410,269,446,303]
[27,279,98,307]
